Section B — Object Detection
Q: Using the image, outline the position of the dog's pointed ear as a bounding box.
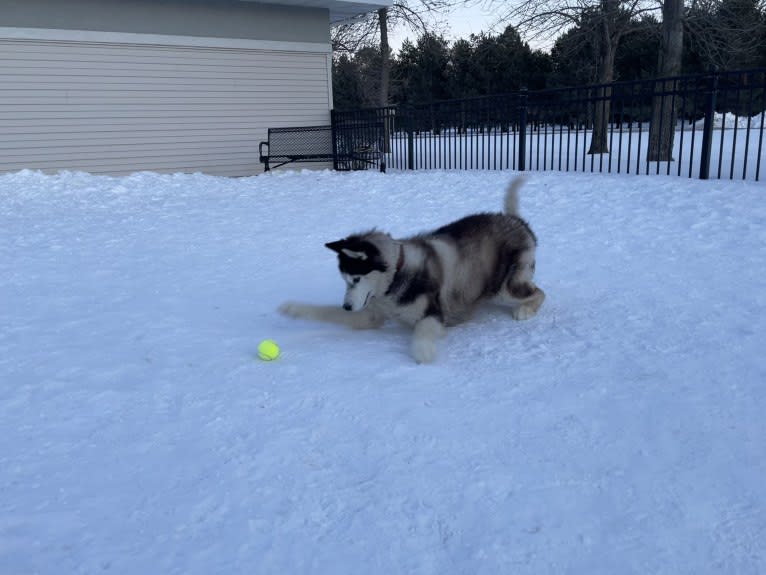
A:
[326,238,368,260]
[341,248,368,260]
[325,239,348,254]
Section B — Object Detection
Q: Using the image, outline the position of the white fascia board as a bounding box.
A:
[328,0,392,21]
[239,0,391,22]
[0,26,331,53]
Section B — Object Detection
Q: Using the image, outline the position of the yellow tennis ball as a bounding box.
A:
[258,339,280,361]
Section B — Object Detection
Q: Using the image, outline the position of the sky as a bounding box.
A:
[387,2,557,52]
[389,1,500,50]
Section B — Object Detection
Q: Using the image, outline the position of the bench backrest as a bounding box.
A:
[267,126,333,157]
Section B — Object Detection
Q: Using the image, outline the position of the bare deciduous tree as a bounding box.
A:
[332,1,452,106]
[647,0,683,162]
[483,0,657,153]
[686,0,766,70]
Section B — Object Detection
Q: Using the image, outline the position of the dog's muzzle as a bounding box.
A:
[343,289,372,312]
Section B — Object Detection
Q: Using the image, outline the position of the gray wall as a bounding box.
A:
[0,0,334,175]
[0,0,330,43]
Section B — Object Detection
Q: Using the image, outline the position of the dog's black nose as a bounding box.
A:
[343,303,352,311]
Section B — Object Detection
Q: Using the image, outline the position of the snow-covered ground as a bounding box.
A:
[1,168,765,574]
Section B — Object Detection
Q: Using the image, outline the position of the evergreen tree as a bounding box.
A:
[332,47,384,109]
[616,17,661,81]
[391,33,451,105]
[470,27,531,94]
[526,50,554,91]
[448,38,482,99]
[686,0,766,70]
[332,54,365,110]
[549,18,600,87]
[332,0,766,108]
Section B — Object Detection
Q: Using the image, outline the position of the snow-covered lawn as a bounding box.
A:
[1,168,765,574]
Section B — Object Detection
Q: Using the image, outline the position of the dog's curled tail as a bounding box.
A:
[504,175,526,216]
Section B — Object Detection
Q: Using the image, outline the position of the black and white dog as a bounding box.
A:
[279,177,545,363]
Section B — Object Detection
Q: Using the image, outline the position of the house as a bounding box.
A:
[0,0,388,176]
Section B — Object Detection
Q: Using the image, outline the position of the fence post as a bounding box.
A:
[330,109,340,171]
[407,108,415,170]
[517,88,528,172]
[699,73,718,180]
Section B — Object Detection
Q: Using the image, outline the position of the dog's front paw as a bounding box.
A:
[278,301,309,319]
[410,316,444,364]
[411,337,438,364]
[511,305,535,320]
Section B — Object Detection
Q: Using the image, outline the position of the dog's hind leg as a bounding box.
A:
[493,248,545,320]
[410,316,445,364]
[279,302,385,329]
[496,282,545,320]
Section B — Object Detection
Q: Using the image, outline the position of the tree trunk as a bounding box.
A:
[648,0,684,162]
[588,3,618,155]
[378,8,391,107]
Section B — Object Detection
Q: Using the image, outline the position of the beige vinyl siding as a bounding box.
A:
[0,38,332,176]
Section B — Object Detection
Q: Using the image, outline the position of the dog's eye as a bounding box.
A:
[353,277,360,284]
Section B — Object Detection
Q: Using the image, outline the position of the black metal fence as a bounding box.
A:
[332,68,766,181]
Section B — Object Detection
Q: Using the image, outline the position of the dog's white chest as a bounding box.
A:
[373,295,426,326]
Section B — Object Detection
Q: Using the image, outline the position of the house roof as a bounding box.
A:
[242,0,391,23]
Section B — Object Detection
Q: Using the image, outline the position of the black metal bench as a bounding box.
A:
[259,123,386,172]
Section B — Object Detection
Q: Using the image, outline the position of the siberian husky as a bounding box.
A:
[279,176,545,363]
